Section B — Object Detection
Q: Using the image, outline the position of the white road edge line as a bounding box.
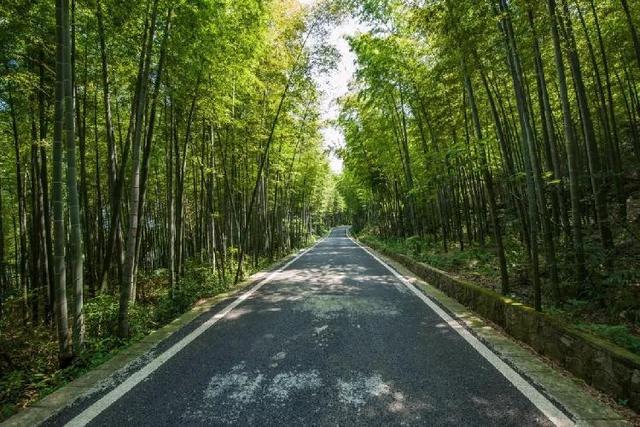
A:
[64,239,323,427]
[347,234,574,427]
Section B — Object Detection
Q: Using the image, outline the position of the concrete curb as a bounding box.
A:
[354,237,633,426]
[1,249,306,427]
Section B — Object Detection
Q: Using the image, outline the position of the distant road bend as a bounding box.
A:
[47,226,573,426]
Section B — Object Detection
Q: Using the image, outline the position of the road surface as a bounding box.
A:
[46,227,570,426]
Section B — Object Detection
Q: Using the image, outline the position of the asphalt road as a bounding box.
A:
[46,226,569,426]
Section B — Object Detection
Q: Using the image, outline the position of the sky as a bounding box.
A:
[300,0,365,173]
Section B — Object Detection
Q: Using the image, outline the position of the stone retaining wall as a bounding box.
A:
[361,237,640,412]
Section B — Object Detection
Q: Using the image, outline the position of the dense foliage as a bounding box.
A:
[0,0,343,417]
[338,0,640,325]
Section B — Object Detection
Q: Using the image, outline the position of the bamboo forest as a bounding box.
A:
[341,0,640,355]
[1,0,640,422]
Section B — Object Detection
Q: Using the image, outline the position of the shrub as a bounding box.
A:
[577,324,640,355]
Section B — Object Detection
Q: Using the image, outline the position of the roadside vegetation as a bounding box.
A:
[337,0,640,362]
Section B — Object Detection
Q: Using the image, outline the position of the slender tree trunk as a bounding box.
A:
[134,6,172,295]
[560,0,614,271]
[0,178,4,317]
[96,0,123,292]
[64,0,84,354]
[8,86,29,323]
[100,3,150,293]
[54,0,72,366]
[94,91,104,298]
[38,59,54,323]
[548,0,587,287]
[620,0,640,70]
[526,8,561,304]
[498,0,543,310]
[528,9,568,240]
[168,101,176,295]
[463,69,510,295]
[118,0,159,338]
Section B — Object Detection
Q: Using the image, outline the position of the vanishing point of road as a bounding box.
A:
[45,227,572,426]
